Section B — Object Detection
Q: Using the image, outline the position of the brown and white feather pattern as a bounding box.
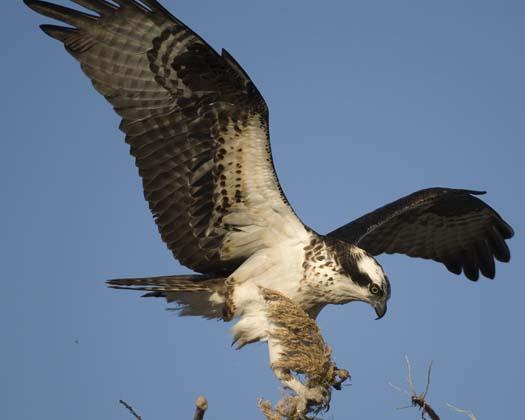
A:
[26,0,302,275]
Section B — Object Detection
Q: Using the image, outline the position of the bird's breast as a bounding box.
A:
[228,232,344,316]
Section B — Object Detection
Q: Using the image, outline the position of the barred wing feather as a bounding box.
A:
[328,188,514,281]
[26,0,302,274]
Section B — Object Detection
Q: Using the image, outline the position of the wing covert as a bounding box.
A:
[327,188,514,281]
[26,0,303,274]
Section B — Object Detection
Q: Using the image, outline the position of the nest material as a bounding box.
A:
[258,397,301,420]
[261,288,335,388]
[258,288,350,419]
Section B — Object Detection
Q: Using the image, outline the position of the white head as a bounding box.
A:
[329,241,391,319]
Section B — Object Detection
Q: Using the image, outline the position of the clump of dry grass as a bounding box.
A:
[258,288,350,419]
[258,396,301,420]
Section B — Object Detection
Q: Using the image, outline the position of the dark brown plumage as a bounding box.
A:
[328,188,514,281]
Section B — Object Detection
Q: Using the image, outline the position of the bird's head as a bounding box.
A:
[331,242,391,319]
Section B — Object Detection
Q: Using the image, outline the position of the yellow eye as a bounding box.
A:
[369,284,380,295]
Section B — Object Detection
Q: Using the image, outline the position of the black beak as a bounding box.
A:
[374,301,387,320]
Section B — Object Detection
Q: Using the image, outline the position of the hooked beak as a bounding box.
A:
[374,301,387,320]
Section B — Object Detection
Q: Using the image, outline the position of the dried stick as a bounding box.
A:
[193,395,208,420]
[447,403,477,419]
[118,396,208,420]
[390,356,440,420]
[119,399,143,420]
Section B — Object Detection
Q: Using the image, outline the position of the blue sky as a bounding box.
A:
[3,1,524,418]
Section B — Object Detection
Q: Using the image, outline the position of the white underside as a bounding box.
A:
[228,224,311,347]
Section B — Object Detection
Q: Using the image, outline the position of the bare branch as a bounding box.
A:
[119,400,143,420]
[388,382,410,397]
[193,396,208,420]
[423,361,433,399]
[405,355,416,395]
[447,403,477,420]
[391,357,440,420]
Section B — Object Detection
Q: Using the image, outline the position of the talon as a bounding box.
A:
[332,367,351,390]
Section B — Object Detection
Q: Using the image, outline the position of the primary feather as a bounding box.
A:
[328,188,514,281]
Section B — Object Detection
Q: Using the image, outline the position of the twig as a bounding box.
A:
[405,355,416,395]
[412,396,440,420]
[193,395,208,420]
[390,356,440,420]
[119,400,143,420]
[447,403,477,419]
[423,361,433,399]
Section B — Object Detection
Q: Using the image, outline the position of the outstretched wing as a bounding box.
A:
[327,188,514,281]
[26,0,304,274]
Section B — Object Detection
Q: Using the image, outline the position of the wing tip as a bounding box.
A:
[465,188,514,240]
[24,0,97,28]
[24,0,42,13]
[40,24,76,41]
[495,252,511,264]
[465,271,480,282]
[500,220,515,240]
[444,262,462,276]
[484,271,496,280]
[460,189,486,196]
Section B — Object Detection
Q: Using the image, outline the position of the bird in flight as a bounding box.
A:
[26,0,513,391]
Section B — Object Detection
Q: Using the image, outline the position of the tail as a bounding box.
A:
[107,274,227,319]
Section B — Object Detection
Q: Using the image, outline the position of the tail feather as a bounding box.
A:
[107,274,223,292]
[107,274,227,319]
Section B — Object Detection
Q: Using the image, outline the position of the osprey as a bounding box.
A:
[26,0,513,388]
